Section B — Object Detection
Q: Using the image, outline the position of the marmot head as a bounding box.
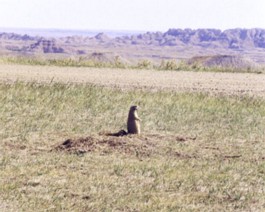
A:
[130,105,139,111]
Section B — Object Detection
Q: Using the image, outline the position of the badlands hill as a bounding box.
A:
[0,28,265,66]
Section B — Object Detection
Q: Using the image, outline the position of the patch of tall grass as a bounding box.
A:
[0,56,264,73]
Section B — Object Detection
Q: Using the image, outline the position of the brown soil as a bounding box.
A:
[53,134,195,157]
[53,134,251,161]
[0,64,264,97]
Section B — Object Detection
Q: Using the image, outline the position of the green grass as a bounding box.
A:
[1,56,264,73]
[0,82,265,211]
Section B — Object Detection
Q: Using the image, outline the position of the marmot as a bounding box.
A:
[127,105,141,134]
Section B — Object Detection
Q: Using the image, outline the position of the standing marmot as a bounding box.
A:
[127,105,141,134]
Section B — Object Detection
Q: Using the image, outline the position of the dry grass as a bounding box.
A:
[1,64,265,98]
[0,81,265,211]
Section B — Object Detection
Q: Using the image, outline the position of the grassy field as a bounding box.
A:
[1,56,264,73]
[0,82,265,211]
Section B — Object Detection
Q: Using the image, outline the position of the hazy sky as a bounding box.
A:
[0,0,265,31]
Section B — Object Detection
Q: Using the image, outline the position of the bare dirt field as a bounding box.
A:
[0,64,265,97]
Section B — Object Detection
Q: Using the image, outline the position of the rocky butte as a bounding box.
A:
[0,28,265,65]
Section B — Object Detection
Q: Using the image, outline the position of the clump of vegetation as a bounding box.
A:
[135,59,153,69]
[159,59,189,70]
[113,56,127,69]
[1,82,265,211]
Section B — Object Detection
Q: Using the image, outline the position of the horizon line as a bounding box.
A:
[1,26,265,33]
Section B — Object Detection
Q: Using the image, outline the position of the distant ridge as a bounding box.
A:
[1,28,265,65]
[1,28,265,48]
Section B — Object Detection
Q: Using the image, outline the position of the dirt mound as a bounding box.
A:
[53,134,196,157]
[187,55,258,70]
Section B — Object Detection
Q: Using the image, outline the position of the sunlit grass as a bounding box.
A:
[0,82,265,211]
